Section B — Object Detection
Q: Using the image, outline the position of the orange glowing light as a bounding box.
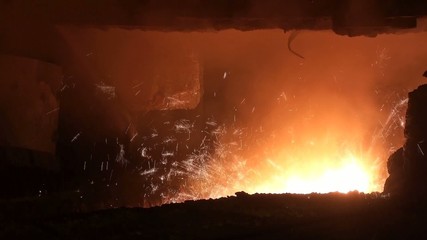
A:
[156,29,421,204]
[251,154,375,194]
[174,129,388,203]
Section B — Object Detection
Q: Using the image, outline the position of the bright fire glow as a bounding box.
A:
[60,28,427,206]
[251,154,374,194]
[65,29,424,205]
[173,124,388,203]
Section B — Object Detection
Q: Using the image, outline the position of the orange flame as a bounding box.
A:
[250,153,378,194]
[172,129,387,203]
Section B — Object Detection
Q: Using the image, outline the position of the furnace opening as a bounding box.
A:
[53,28,427,206]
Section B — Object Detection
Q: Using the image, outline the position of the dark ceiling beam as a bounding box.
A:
[1,0,426,62]
[0,0,426,33]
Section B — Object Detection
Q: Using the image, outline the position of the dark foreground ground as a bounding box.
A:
[1,192,427,239]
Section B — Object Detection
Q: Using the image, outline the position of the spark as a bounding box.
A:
[233,128,243,136]
[372,47,391,76]
[95,82,115,99]
[277,91,287,102]
[162,151,174,157]
[125,124,131,134]
[206,120,217,126]
[140,168,157,176]
[71,132,81,142]
[174,119,192,132]
[60,85,68,92]
[151,129,159,138]
[372,95,408,148]
[166,97,188,108]
[163,136,176,144]
[132,82,144,89]
[46,107,59,115]
[200,136,207,147]
[130,133,138,142]
[174,119,193,140]
[417,142,425,156]
[115,144,129,166]
[150,183,159,193]
[211,125,226,137]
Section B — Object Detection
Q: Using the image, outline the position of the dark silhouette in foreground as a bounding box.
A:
[2,192,427,239]
[384,82,427,197]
